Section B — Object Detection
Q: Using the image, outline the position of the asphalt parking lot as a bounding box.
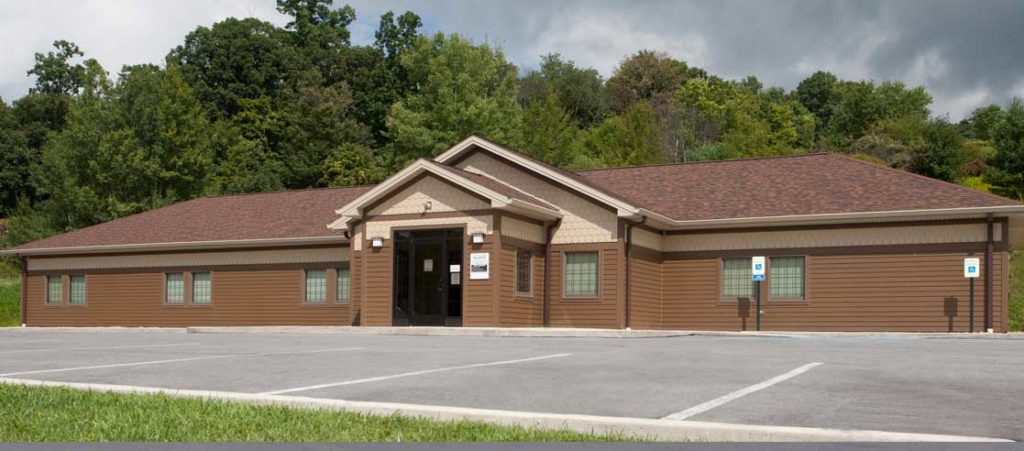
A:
[0,330,1021,440]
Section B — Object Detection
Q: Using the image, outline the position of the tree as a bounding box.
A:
[277,0,356,85]
[907,118,966,182]
[27,40,87,95]
[519,94,579,166]
[519,54,609,128]
[0,99,31,216]
[607,50,697,114]
[170,17,299,118]
[962,104,1005,141]
[572,101,664,168]
[826,80,931,146]
[986,98,1024,199]
[795,71,839,135]
[385,33,522,166]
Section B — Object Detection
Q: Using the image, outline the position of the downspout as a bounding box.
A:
[624,217,646,330]
[985,213,994,332]
[20,256,27,327]
[543,219,561,327]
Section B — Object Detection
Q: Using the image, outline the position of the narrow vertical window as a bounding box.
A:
[515,249,533,297]
[770,256,805,300]
[305,269,327,304]
[722,257,754,299]
[192,272,211,305]
[564,252,598,297]
[336,268,350,303]
[165,273,184,305]
[46,276,62,305]
[69,275,86,305]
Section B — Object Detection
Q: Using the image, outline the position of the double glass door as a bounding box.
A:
[393,229,463,326]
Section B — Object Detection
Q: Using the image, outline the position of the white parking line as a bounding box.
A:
[260,353,572,396]
[663,362,824,421]
[0,342,202,355]
[0,347,364,377]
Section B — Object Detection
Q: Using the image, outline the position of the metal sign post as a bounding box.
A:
[964,258,980,333]
[752,256,766,332]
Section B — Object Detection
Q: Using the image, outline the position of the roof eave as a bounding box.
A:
[2,235,348,257]
[647,205,1024,231]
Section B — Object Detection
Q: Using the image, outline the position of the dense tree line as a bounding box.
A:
[2,0,1024,247]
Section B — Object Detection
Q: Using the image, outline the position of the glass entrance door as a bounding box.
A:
[393,229,463,326]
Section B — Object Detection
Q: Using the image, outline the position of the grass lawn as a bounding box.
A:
[1009,251,1024,331]
[0,384,627,442]
[0,278,19,327]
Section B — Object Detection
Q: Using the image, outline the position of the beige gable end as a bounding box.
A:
[368,175,489,217]
[456,152,617,244]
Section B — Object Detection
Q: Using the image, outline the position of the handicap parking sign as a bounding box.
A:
[964,258,980,278]
[752,256,766,281]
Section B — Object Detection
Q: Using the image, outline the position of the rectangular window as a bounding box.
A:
[770,256,805,300]
[46,276,62,305]
[165,273,184,305]
[515,249,533,296]
[336,268,350,303]
[305,269,327,304]
[192,272,211,305]
[69,275,86,305]
[564,252,598,298]
[722,257,754,299]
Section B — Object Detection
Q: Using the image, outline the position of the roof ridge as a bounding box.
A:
[201,184,377,200]
[573,152,830,173]
[828,153,1021,205]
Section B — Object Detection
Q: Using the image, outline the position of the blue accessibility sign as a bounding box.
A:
[752,274,765,281]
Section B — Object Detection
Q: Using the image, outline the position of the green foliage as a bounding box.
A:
[518,94,579,166]
[0,385,630,441]
[0,278,18,327]
[607,50,695,114]
[1011,251,1024,331]
[986,98,1024,200]
[0,99,31,216]
[385,33,522,165]
[27,40,87,95]
[520,54,609,128]
[908,118,966,182]
[572,101,664,168]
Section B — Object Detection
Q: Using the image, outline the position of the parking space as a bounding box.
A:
[0,330,1021,440]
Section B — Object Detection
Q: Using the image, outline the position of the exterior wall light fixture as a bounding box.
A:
[471,232,485,244]
[371,236,384,248]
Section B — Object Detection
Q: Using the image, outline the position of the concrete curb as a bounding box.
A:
[0,327,187,334]
[0,377,1009,442]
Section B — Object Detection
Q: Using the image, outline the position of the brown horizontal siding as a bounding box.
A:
[498,240,544,327]
[463,238,496,327]
[361,244,393,326]
[630,246,663,329]
[549,242,623,329]
[25,268,351,327]
[658,250,1005,332]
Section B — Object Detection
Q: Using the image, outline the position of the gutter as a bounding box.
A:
[623,217,646,330]
[19,256,27,327]
[542,219,562,327]
[2,235,349,257]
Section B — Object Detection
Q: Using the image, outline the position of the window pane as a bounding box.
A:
[516,250,532,295]
[306,269,327,303]
[69,275,86,305]
[770,256,805,299]
[192,272,211,305]
[564,252,598,297]
[165,273,184,304]
[46,276,62,305]
[336,268,350,303]
[722,258,754,299]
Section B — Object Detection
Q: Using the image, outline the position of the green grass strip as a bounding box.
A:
[0,384,630,442]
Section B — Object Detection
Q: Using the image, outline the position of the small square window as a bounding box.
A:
[165,273,184,305]
[770,256,805,300]
[722,258,754,299]
[564,252,598,298]
[69,275,86,305]
[192,272,211,305]
[305,269,327,304]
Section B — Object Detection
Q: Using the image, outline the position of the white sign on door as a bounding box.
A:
[964,257,980,278]
[469,252,489,280]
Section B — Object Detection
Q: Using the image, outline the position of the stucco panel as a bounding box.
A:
[501,216,545,244]
[456,152,617,244]
[365,215,493,242]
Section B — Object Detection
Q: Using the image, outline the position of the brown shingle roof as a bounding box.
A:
[14,185,373,250]
[576,153,1020,221]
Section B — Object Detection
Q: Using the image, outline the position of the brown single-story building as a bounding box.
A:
[6,136,1024,332]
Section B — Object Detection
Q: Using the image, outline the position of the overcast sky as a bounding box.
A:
[2,0,1023,120]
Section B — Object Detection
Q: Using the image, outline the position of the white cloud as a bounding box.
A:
[930,85,990,120]
[0,0,288,101]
